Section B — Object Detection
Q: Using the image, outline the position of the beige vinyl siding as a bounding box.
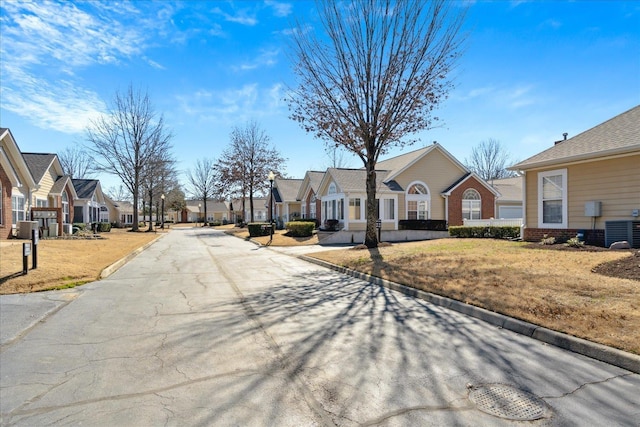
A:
[567,155,640,229]
[393,149,465,220]
[32,168,56,206]
[525,155,640,229]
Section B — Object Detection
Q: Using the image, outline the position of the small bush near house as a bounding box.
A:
[73,223,86,231]
[285,221,315,237]
[566,237,585,248]
[293,217,320,228]
[449,226,520,239]
[209,221,222,227]
[540,235,556,245]
[399,219,447,231]
[248,223,274,237]
[98,223,112,232]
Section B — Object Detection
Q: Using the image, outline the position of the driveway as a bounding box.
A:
[1,228,638,426]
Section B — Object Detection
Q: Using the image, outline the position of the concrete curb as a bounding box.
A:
[99,233,166,279]
[300,255,640,374]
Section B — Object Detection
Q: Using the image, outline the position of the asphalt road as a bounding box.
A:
[1,228,639,426]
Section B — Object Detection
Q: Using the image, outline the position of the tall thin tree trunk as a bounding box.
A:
[364,161,378,248]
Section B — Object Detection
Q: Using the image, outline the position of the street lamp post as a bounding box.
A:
[268,171,275,242]
[376,218,382,243]
[161,194,165,229]
[198,203,202,227]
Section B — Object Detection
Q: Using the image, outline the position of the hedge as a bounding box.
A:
[285,221,315,237]
[448,226,520,239]
[292,217,320,228]
[98,222,112,232]
[398,219,447,231]
[248,223,274,237]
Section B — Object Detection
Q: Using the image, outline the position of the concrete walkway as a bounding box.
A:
[1,227,638,426]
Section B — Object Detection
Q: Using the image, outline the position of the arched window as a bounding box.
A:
[328,182,337,195]
[62,191,70,224]
[462,188,481,220]
[406,182,429,220]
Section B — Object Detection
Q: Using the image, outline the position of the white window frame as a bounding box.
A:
[462,188,481,220]
[62,192,70,223]
[406,181,430,220]
[538,168,568,229]
[12,195,25,223]
[378,195,398,225]
[348,197,364,222]
[36,198,48,207]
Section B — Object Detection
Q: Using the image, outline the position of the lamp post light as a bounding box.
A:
[376,218,382,243]
[198,203,202,227]
[268,171,275,242]
[160,194,165,229]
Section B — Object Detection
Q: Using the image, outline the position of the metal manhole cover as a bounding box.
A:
[468,384,548,421]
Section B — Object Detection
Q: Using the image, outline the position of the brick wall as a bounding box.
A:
[447,177,496,227]
[0,165,12,239]
[523,228,605,247]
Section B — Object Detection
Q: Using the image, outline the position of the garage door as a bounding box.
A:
[499,206,522,219]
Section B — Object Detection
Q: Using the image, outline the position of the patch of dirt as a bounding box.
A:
[592,251,640,281]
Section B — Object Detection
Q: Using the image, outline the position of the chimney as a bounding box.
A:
[554,132,568,145]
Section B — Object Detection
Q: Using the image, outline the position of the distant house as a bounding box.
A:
[314,143,500,235]
[297,171,325,222]
[72,179,110,224]
[22,152,77,236]
[272,178,303,224]
[510,105,640,247]
[113,200,137,226]
[491,176,523,220]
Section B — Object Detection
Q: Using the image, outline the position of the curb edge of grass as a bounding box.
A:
[300,255,640,375]
[99,233,167,279]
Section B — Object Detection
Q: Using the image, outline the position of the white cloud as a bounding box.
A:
[177,84,286,124]
[211,7,258,26]
[236,49,280,71]
[265,1,293,17]
[0,1,174,134]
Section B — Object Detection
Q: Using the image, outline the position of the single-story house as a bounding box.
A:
[23,152,77,236]
[509,104,640,247]
[1,128,37,239]
[490,176,523,220]
[231,197,269,223]
[297,171,325,221]
[272,178,303,224]
[72,179,110,224]
[315,142,500,233]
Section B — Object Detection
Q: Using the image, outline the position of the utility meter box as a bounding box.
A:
[584,201,601,217]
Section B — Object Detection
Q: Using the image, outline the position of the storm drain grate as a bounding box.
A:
[468,384,548,421]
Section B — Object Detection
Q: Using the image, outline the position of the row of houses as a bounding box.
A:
[259,105,640,247]
[0,128,139,239]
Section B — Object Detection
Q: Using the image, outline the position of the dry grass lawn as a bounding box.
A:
[309,239,640,355]
[0,228,161,294]
[225,227,320,246]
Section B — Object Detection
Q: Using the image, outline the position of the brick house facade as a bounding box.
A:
[0,165,12,239]
[444,174,498,227]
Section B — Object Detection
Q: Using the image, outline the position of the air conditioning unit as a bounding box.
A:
[17,221,39,239]
[605,220,640,248]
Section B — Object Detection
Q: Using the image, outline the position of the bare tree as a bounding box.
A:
[288,0,466,247]
[58,145,96,178]
[141,150,176,231]
[214,121,286,222]
[324,145,352,169]
[185,158,217,226]
[85,84,173,232]
[105,184,130,202]
[165,187,186,224]
[465,138,517,182]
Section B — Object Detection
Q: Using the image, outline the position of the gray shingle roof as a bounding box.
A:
[491,176,523,202]
[72,179,99,199]
[327,168,397,193]
[512,105,640,170]
[50,175,73,195]
[22,153,56,184]
[375,145,436,177]
[274,178,303,202]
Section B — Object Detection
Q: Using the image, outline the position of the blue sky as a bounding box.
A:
[1,0,638,193]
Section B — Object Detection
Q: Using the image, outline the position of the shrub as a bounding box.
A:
[293,217,320,228]
[98,222,112,232]
[449,226,520,239]
[209,221,222,227]
[73,223,86,231]
[322,219,340,231]
[540,234,556,245]
[399,219,448,231]
[565,237,585,248]
[285,221,315,237]
[248,223,273,237]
